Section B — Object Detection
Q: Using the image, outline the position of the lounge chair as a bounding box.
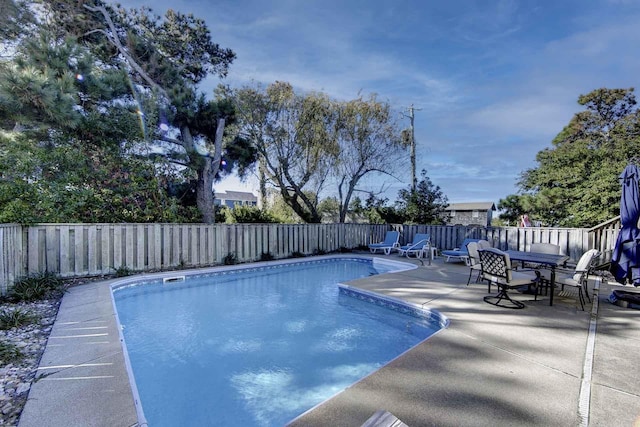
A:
[441,238,480,263]
[398,233,431,258]
[368,231,400,255]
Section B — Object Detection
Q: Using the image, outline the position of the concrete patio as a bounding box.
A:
[18,255,640,427]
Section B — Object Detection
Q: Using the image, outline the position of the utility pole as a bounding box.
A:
[403,104,421,192]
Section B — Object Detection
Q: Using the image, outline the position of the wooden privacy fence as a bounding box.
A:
[20,223,389,280]
[401,224,594,261]
[0,221,622,294]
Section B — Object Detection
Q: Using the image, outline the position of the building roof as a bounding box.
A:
[214,190,257,202]
[445,202,496,211]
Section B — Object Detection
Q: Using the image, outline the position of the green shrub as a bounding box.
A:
[114,265,134,277]
[338,246,352,253]
[0,341,23,365]
[223,252,238,265]
[0,308,39,330]
[226,205,279,223]
[7,272,64,302]
[290,251,306,258]
[260,252,275,261]
[312,249,327,256]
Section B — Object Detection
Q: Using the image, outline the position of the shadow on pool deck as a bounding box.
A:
[18,254,640,427]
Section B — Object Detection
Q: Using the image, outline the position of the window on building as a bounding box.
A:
[450,210,456,217]
[472,210,479,218]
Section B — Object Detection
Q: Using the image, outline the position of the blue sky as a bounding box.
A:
[117,0,640,206]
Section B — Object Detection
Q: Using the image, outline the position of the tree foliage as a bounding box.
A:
[395,169,448,224]
[0,0,253,223]
[334,94,408,222]
[506,88,640,227]
[232,82,406,223]
[232,82,338,223]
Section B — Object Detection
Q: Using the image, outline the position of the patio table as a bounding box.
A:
[505,250,570,306]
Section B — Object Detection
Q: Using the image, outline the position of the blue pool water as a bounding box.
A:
[113,257,445,426]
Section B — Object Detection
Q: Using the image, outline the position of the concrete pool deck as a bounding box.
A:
[18,254,640,426]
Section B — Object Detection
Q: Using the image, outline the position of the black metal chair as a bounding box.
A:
[479,248,540,309]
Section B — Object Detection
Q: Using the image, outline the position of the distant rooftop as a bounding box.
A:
[445,202,496,211]
[215,190,257,202]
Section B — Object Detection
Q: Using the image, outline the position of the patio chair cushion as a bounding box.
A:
[441,238,481,262]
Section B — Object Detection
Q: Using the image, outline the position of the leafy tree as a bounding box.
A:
[0,25,189,223]
[45,0,246,223]
[318,197,340,223]
[517,88,640,227]
[1,1,254,223]
[395,169,448,224]
[497,194,536,226]
[364,193,404,224]
[232,83,406,223]
[333,95,407,222]
[232,82,338,223]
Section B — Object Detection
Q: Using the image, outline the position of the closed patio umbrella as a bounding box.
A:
[610,164,640,285]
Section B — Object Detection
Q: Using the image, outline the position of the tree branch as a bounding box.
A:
[83,4,170,100]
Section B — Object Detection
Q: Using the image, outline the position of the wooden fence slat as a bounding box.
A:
[59,225,70,276]
[87,225,98,275]
[136,225,145,271]
[73,226,84,275]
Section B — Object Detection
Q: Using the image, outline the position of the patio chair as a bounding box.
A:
[479,248,540,309]
[477,239,492,250]
[520,242,561,285]
[398,233,431,258]
[368,230,400,255]
[466,241,482,285]
[442,238,480,264]
[539,249,600,310]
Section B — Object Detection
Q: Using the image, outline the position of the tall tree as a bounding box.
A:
[516,88,640,227]
[496,194,533,226]
[395,169,448,224]
[334,94,407,222]
[233,82,338,223]
[0,30,183,223]
[46,0,240,223]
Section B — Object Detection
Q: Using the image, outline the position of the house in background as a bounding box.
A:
[214,191,258,208]
[445,202,496,227]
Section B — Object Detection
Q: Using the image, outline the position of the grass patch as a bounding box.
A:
[0,308,39,330]
[0,340,24,366]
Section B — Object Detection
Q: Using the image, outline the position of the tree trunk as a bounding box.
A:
[187,119,225,224]
[197,161,216,223]
[259,156,267,208]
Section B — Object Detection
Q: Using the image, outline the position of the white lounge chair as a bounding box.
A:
[441,238,480,263]
[368,231,400,255]
[398,233,430,258]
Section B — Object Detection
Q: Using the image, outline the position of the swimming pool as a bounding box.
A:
[112,256,447,426]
